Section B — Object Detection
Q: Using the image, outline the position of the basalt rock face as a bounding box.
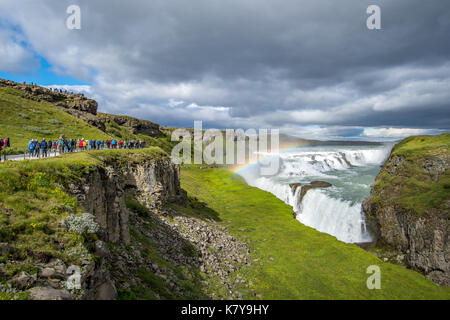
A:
[362,135,450,286]
[68,158,186,244]
[59,157,186,300]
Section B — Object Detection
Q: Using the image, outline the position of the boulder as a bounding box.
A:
[290,181,332,205]
[95,280,117,300]
[11,272,35,290]
[95,240,110,258]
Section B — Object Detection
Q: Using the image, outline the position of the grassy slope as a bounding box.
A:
[0,87,113,154]
[0,148,167,300]
[0,148,233,300]
[372,133,449,215]
[181,166,450,299]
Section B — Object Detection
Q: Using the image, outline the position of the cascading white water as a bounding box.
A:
[237,144,393,243]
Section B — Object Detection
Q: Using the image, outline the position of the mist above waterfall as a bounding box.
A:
[237,143,393,243]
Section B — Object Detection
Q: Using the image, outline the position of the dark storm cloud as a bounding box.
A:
[0,0,449,138]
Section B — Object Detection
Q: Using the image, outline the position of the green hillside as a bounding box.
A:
[180,166,450,299]
[0,86,176,155]
[371,133,449,215]
[0,87,112,154]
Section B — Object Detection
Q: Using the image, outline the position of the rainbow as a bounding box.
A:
[231,140,313,173]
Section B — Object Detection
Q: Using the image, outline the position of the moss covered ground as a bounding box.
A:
[372,133,449,215]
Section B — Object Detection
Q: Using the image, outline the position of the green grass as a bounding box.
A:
[0,148,167,288]
[393,133,449,159]
[0,87,113,154]
[180,166,450,299]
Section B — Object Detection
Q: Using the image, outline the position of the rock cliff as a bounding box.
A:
[68,157,185,245]
[63,155,187,299]
[363,134,449,286]
[98,113,162,137]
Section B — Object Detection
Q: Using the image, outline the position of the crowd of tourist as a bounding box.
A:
[49,87,85,97]
[27,137,147,158]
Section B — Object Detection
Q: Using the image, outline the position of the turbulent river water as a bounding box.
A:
[236,143,394,243]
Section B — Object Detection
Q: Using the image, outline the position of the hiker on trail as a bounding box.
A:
[48,140,53,155]
[40,139,48,158]
[57,139,63,154]
[64,139,69,153]
[0,138,9,154]
[34,139,41,158]
[27,140,33,157]
[17,134,147,161]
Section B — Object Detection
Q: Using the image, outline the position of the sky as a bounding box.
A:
[0,0,449,141]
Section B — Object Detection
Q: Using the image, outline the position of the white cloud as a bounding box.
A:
[0,0,449,140]
[362,127,436,138]
[0,29,38,73]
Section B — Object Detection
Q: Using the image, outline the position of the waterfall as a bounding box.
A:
[237,144,392,243]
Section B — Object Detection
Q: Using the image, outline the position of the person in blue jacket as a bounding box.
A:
[40,139,48,158]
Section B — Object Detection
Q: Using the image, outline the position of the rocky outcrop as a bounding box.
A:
[0,79,97,114]
[290,181,332,201]
[290,181,332,217]
[53,156,185,300]
[363,134,449,286]
[0,78,106,131]
[68,158,186,244]
[98,114,162,137]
